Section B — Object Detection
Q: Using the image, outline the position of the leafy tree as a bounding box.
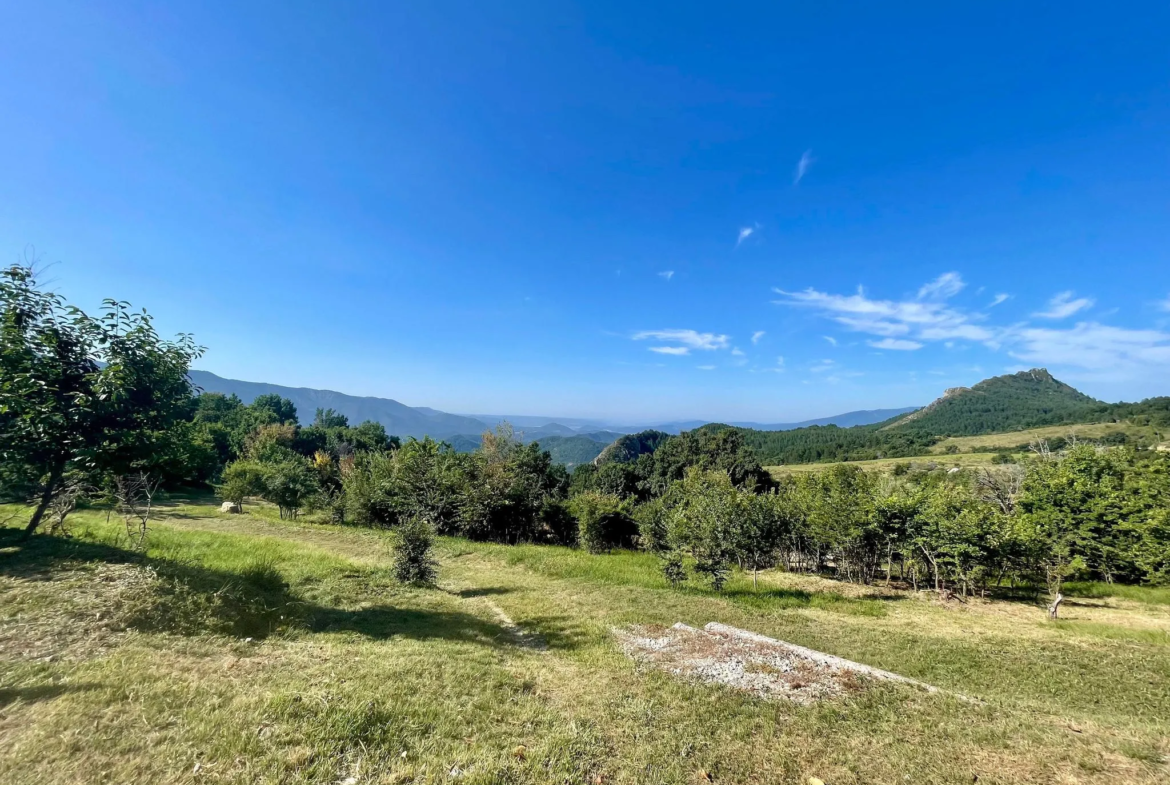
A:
[350,420,396,453]
[1,265,203,536]
[1015,445,1113,615]
[391,436,467,532]
[538,499,578,546]
[458,424,567,543]
[261,457,319,519]
[313,407,348,429]
[915,479,1009,597]
[663,469,743,590]
[251,394,298,425]
[570,491,636,553]
[803,465,881,583]
[646,427,771,495]
[218,460,267,510]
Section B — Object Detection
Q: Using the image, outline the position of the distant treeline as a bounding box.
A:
[5,263,1170,600]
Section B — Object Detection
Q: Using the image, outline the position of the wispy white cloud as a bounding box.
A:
[736,225,758,247]
[793,150,815,185]
[633,329,731,355]
[697,365,716,371]
[823,335,837,347]
[774,272,996,346]
[989,293,1010,307]
[751,330,765,344]
[731,347,745,356]
[1034,291,1094,319]
[658,270,674,281]
[868,338,924,351]
[764,274,1170,382]
[917,272,965,300]
[751,356,785,374]
[1009,322,1170,375]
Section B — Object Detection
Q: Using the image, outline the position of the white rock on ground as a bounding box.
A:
[615,621,949,704]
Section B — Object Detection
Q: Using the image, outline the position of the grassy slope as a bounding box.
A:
[767,452,1002,476]
[2,502,1169,784]
[765,422,1164,474]
[928,421,1158,453]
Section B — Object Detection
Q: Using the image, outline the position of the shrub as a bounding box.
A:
[218,460,266,509]
[261,458,320,520]
[661,550,687,587]
[392,516,437,585]
[632,496,673,553]
[539,499,578,546]
[571,491,637,553]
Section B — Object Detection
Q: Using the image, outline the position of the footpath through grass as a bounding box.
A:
[2,501,1168,784]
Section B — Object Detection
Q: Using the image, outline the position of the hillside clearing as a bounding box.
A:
[2,502,1169,784]
[929,421,1161,454]
[767,452,1001,475]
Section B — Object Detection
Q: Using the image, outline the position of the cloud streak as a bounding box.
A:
[990,293,1010,307]
[633,329,730,357]
[917,272,965,300]
[658,270,674,281]
[1010,322,1170,374]
[736,225,757,247]
[793,150,815,185]
[868,338,924,351]
[771,272,1170,379]
[751,330,765,344]
[1034,291,1094,319]
[774,272,996,345]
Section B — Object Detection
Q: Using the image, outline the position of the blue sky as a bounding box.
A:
[2,1,1169,423]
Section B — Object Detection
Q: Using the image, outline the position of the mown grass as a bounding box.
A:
[2,502,1170,784]
[767,452,1001,476]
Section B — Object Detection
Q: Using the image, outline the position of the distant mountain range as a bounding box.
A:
[189,370,490,438]
[189,369,919,444]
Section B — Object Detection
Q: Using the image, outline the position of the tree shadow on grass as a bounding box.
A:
[0,683,102,708]
[0,533,527,650]
[452,586,514,599]
[306,604,521,648]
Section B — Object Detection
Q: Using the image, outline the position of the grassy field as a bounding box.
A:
[2,501,1169,784]
[768,452,1001,476]
[928,422,1161,454]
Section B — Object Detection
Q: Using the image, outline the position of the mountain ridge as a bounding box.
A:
[190,369,918,441]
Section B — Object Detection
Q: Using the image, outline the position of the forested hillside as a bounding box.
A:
[594,430,672,465]
[738,422,938,465]
[883,368,1105,436]
[700,370,1169,466]
[190,370,489,438]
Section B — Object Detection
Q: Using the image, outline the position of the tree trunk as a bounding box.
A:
[1048,591,1064,619]
[23,461,64,538]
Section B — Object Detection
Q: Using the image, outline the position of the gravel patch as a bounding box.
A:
[616,621,942,704]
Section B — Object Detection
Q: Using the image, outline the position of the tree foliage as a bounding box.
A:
[1,265,203,535]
